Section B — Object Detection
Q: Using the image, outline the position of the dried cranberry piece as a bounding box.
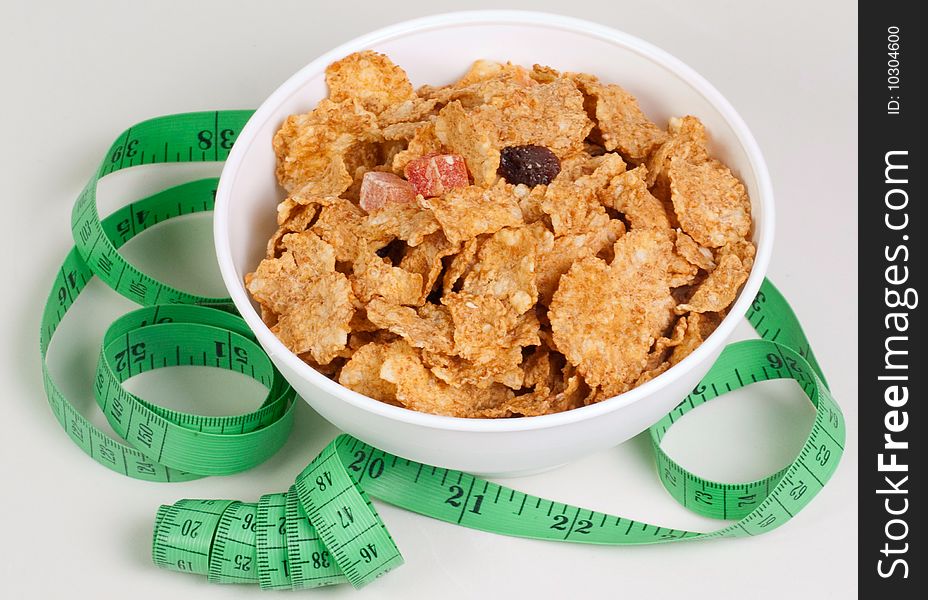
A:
[497,145,560,186]
[404,153,469,197]
[359,171,416,213]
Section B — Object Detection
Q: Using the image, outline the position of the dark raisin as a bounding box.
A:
[498,145,560,186]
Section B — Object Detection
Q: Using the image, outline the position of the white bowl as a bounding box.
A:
[214,10,774,475]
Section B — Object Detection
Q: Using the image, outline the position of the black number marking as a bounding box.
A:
[70,419,84,442]
[219,128,236,149]
[131,342,146,363]
[137,422,154,447]
[111,397,124,421]
[197,130,213,150]
[694,490,713,505]
[316,471,332,491]
[550,514,569,531]
[827,408,839,429]
[789,481,808,501]
[348,450,365,473]
[78,221,93,244]
[815,444,831,466]
[575,519,593,535]
[445,485,464,508]
[737,494,757,507]
[181,519,202,538]
[242,513,256,531]
[766,353,783,370]
[359,544,377,563]
[278,516,286,536]
[758,514,776,528]
[128,280,148,299]
[367,457,384,479]
[469,494,484,515]
[233,346,249,365]
[752,291,766,312]
[337,507,354,528]
[96,255,113,276]
[311,551,330,569]
[136,462,156,475]
[234,554,252,572]
[99,445,116,464]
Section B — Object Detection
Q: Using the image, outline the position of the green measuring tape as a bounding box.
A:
[41,110,296,481]
[41,111,844,590]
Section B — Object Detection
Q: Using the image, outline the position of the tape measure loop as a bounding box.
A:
[293,438,405,588]
[72,112,252,307]
[93,307,295,475]
[42,111,295,482]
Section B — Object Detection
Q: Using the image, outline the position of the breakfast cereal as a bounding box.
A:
[247,51,756,418]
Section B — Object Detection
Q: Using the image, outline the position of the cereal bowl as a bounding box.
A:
[214,10,774,475]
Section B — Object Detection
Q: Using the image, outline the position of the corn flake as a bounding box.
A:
[550,230,675,388]
[670,312,722,365]
[485,78,593,157]
[420,181,523,244]
[390,121,445,174]
[365,298,455,355]
[434,101,501,186]
[271,272,354,364]
[399,232,460,303]
[379,340,515,417]
[378,97,439,127]
[325,51,416,114]
[423,345,524,390]
[536,218,625,305]
[669,157,752,247]
[442,236,481,294]
[311,198,392,262]
[603,166,673,231]
[351,253,423,306]
[462,223,553,314]
[674,229,717,271]
[266,198,324,257]
[273,98,381,195]
[441,291,541,364]
[571,73,668,162]
[365,193,441,247]
[676,251,751,314]
[338,342,399,405]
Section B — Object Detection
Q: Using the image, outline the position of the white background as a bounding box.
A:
[1,1,857,598]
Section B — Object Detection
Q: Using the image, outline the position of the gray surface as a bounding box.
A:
[1,1,857,598]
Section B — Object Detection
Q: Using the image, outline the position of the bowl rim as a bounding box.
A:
[214,9,775,433]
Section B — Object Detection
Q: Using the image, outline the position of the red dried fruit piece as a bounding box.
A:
[360,171,417,213]
[403,153,469,197]
[498,145,560,186]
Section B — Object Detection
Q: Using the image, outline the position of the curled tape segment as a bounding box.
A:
[41,112,295,481]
